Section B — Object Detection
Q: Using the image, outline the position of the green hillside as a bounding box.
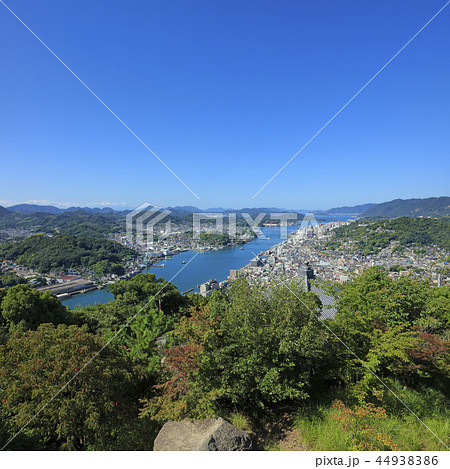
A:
[328,217,450,255]
[0,208,125,238]
[360,197,450,219]
[0,234,134,274]
[321,203,375,215]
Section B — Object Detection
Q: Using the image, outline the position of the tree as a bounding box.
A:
[330,268,446,403]
[208,279,328,410]
[0,273,27,288]
[420,285,450,333]
[0,234,133,274]
[1,285,70,331]
[199,232,230,246]
[143,277,330,420]
[331,400,398,451]
[113,307,167,373]
[333,267,427,334]
[0,323,155,450]
[75,274,186,338]
[107,273,186,320]
[140,304,220,421]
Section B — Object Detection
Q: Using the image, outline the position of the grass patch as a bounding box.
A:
[228,412,252,433]
[295,404,449,451]
[295,405,352,451]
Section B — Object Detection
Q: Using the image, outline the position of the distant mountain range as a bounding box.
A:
[4,204,302,217]
[358,197,450,219]
[2,196,449,219]
[6,203,121,215]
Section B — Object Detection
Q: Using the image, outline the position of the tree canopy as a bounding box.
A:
[0,324,154,450]
[0,234,134,274]
[0,285,71,335]
[142,277,329,420]
[327,217,450,254]
[0,267,448,450]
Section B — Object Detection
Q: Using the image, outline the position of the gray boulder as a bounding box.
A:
[153,417,255,451]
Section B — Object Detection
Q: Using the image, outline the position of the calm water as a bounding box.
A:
[63,215,354,309]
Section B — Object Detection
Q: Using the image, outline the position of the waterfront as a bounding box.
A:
[62,215,355,309]
[62,226,296,309]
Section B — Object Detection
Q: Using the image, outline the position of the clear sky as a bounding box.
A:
[0,0,449,210]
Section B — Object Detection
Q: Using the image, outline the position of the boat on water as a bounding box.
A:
[153,264,165,267]
[240,247,244,250]
[57,293,70,300]
[182,260,187,264]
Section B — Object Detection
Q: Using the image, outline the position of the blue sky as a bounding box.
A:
[0,0,449,210]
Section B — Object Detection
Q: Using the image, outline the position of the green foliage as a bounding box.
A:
[360,197,450,219]
[184,292,209,308]
[0,234,134,274]
[295,400,449,451]
[0,273,27,288]
[74,274,185,377]
[352,324,417,402]
[331,400,399,450]
[0,210,125,238]
[73,274,185,339]
[199,232,230,245]
[0,254,448,450]
[140,305,220,422]
[0,273,179,450]
[228,412,252,433]
[0,285,70,332]
[381,379,449,418]
[0,324,155,450]
[391,245,405,256]
[334,267,428,330]
[92,260,125,277]
[143,278,330,421]
[331,217,450,254]
[330,268,449,403]
[206,279,327,409]
[107,273,185,320]
[420,285,450,333]
[113,307,167,373]
[389,264,403,272]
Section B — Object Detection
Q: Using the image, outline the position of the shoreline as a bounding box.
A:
[61,227,301,308]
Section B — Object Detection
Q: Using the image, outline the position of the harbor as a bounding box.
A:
[61,225,302,309]
[61,215,356,309]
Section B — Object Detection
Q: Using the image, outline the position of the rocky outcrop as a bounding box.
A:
[153,417,256,451]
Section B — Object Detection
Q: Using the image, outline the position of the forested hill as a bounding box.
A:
[359,197,450,219]
[320,203,375,215]
[7,204,122,215]
[0,206,14,217]
[330,217,450,254]
[0,234,135,274]
[0,207,125,238]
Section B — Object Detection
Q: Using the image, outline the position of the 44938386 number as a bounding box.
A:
[375,456,439,466]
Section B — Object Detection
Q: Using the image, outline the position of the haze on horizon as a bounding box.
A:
[1,1,449,210]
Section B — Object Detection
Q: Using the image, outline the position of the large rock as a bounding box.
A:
[153,417,256,451]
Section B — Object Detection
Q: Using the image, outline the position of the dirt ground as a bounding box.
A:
[253,409,308,451]
[276,427,307,451]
